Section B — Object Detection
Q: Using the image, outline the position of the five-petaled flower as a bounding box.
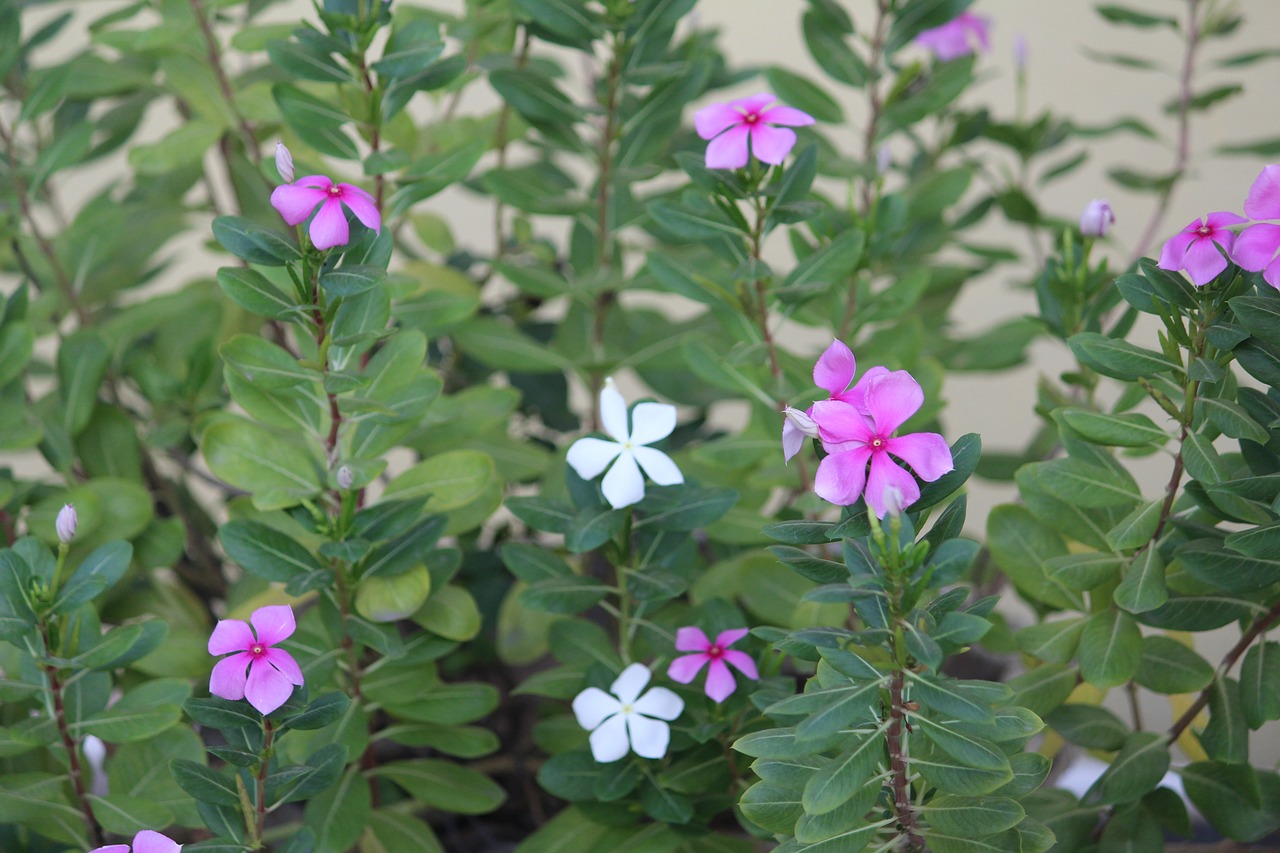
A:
[694,93,815,170]
[91,830,182,853]
[270,174,381,251]
[1157,211,1246,286]
[811,368,954,517]
[1233,164,1280,290]
[208,604,304,716]
[572,663,684,762]
[566,378,683,509]
[914,11,991,62]
[668,627,758,703]
[782,340,888,463]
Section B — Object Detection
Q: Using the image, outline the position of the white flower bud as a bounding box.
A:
[275,141,295,183]
[783,406,820,439]
[1080,198,1115,238]
[337,465,354,490]
[882,485,905,518]
[82,735,108,796]
[56,503,77,544]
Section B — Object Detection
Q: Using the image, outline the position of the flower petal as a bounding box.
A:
[1246,166,1280,220]
[694,103,743,140]
[703,659,737,702]
[759,105,816,128]
[611,662,652,705]
[675,626,712,652]
[1182,236,1229,286]
[782,419,805,463]
[705,124,751,169]
[1264,255,1280,291]
[813,339,855,396]
[884,431,954,482]
[865,454,922,518]
[633,686,684,721]
[749,124,798,165]
[245,657,296,715]
[1157,230,1196,271]
[263,648,305,686]
[88,847,130,853]
[812,400,875,444]
[210,652,252,701]
[626,712,671,759]
[1233,223,1280,271]
[208,619,254,655]
[309,197,350,250]
[337,183,381,231]
[715,627,750,648]
[667,653,710,684]
[731,93,778,114]
[133,830,182,853]
[632,446,684,487]
[863,370,924,435]
[573,686,622,730]
[251,605,296,646]
[629,402,677,445]
[600,380,629,442]
[814,446,872,506]
[269,183,326,226]
[601,450,646,508]
[294,174,334,190]
[1204,210,1247,229]
[835,364,890,412]
[723,649,759,680]
[566,437,623,480]
[588,713,630,762]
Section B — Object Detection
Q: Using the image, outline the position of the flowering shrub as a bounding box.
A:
[2,0,1280,851]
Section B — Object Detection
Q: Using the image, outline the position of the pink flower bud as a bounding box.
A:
[1080,198,1115,238]
[275,141,295,183]
[783,406,820,439]
[337,465,354,490]
[882,485,905,518]
[876,144,892,175]
[1013,33,1029,72]
[56,503,77,543]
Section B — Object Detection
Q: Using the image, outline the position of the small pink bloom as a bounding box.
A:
[694,93,815,170]
[782,340,889,463]
[270,174,381,251]
[812,370,954,517]
[915,12,991,62]
[90,830,182,853]
[1157,211,1247,286]
[1233,165,1280,290]
[208,605,304,716]
[667,627,757,703]
[1079,198,1114,238]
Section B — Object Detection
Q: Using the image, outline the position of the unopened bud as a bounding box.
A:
[275,141,295,183]
[782,406,820,464]
[783,406,820,439]
[876,144,892,175]
[1013,33,1029,73]
[82,735,108,796]
[337,465,354,490]
[882,485,905,518]
[1079,198,1115,238]
[56,503,77,543]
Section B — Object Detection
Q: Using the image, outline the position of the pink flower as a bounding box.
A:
[270,174,380,251]
[782,340,889,463]
[811,370,954,517]
[1233,165,1280,290]
[915,12,991,62]
[667,627,758,703]
[694,93,815,170]
[208,605,304,716]
[1157,211,1247,286]
[90,830,182,853]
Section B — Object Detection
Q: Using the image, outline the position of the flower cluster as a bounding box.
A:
[1159,164,1280,288]
[784,340,954,517]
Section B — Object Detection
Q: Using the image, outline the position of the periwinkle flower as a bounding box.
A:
[914,11,991,62]
[1157,212,1246,286]
[55,503,77,544]
[1080,198,1115,238]
[90,830,182,853]
[572,663,683,762]
[208,605,304,715]
[274,141,294,183]
[667,627,758,703]
[566,378,683,509]
[1233,164,1280,290]
[270,174,381,251]
[781,340,888,463]
[694,93,815,170]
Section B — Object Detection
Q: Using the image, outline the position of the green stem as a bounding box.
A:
[617,509,634,664]
[255,718,275,848]
[40,621,103,848]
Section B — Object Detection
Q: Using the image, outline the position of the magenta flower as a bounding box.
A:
[914,12,991,62]
[270,174,381,251]
[90,830,181,853]
[1157,212,1247,286]
[782,340,889,463]
[667,627,758,703]
[208,605,304,716]
[811,369,954,517]
[694,93,815,170]
[1233,165,1280,290]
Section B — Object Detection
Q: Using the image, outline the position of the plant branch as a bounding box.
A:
[886,669,924,851]
[40,623,104,848]
[588,33,626,430]
[859,0,892,214]
[255,718,275,847]
[189,0,261,165]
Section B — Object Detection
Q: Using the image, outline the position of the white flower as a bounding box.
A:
[572,663,684,762]
[566,378,683,509]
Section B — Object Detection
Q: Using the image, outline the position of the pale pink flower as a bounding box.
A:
[811,369,954,517]
[667,627,758,703]
[1233,165,1280,290]
[1079,198,1114,238]
[782,340,888,463]
[915,12,991,62]
[694,93,815,170]
[1157,212,1247,286]
[208,605,304,716]
[90,830,182,853]
[270,174,380,251]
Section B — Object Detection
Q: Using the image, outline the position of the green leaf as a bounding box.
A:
[221,334,319,389]
[1096,4,1178,28]
[766,679,885,742]
[211,216,300,266]
[273,83,358,158]
[319,265,386,298]
[171,759,240,806]
[452,318,571,373]
[371,759,506,815]
[86,793,173,836]
[1180,540,1280,593]
[1201,677,1248,762]
[1007,665,1079,717]
[217,267,295,319]
[801,726,884,815]
[1106,500,1163,552]
[986,504,1077,609]
[267,38,351,83]
[1182,762,1280,842]
[1016,618,1086,664]
[78,704,181,743]
[1056,409,1168,448]
[763,67,843,123]
[740,780,804,835]
[201,417,325,508]
[489,68,581,127]
[564,506,627,553]
[906,673,1011,722]
[1045,553,1124,592]
[57,331,109,436]
[1079,609,1143,688]
[514,0,600,45]
[304,765,370,853]
[1020,457,1142,509]
[520,575,610,614]
[1114,547,1168,614]
[912,741,1013,797]
[768,545,848,585]
[220,520,320,582]
[1240,641,1280,729]
[802,11,868,85]
[1087,732,1170,805]
[924,796,1025,837]
[910,714,1010,771]
[1068,332,1180,380]
[53,540,133,613]
[68,620,167,670]
[1046,704,1128,750]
